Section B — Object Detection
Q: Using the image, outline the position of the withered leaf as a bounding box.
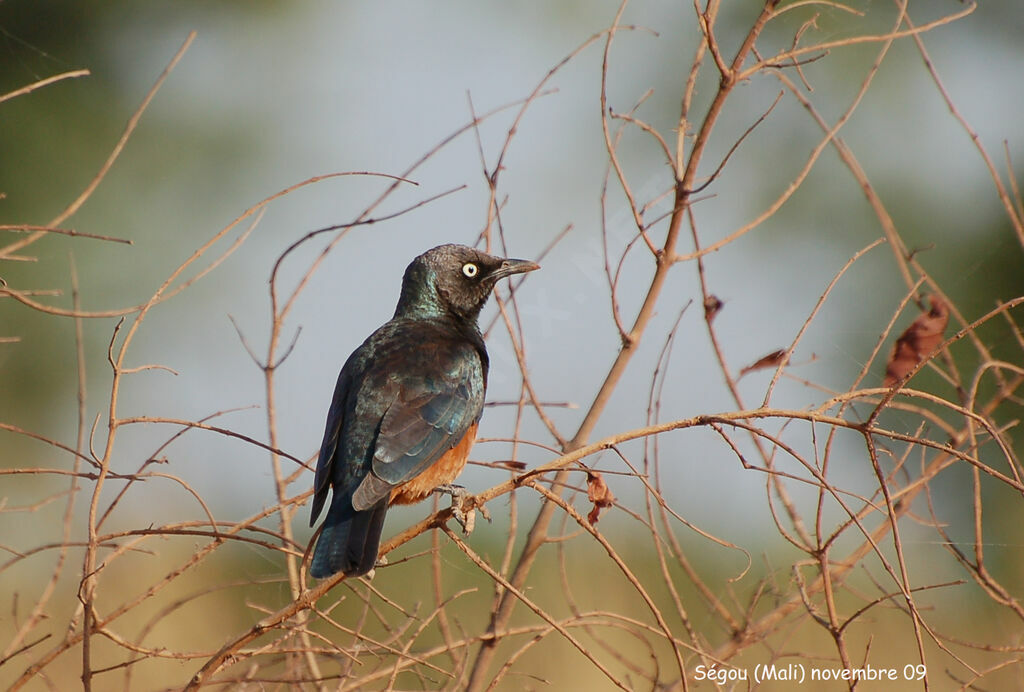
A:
[470,459,527,471]
[739,349,787,377]
[704,295,723,323]
[586,471,615,525]
[883,294,949,387]
[497,460,528,471]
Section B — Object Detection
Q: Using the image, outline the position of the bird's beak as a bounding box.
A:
[490,258,540,281]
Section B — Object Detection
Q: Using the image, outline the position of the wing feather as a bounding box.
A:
[309,364,353,525]
[352,342,484,507]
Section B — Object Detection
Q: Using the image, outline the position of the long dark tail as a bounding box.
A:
[310,493,388,578]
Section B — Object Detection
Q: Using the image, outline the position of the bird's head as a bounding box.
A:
[396,244,540,322]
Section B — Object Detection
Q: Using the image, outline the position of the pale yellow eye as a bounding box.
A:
[462,262,479,278]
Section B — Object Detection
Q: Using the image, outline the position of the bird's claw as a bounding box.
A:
[433,484,490,535]
[434,483,467,498]
[362,555,388,581]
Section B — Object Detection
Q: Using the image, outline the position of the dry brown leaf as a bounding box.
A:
[586,471,615,525]
[704,294,723,323]
[739,348,786,377]
[497,460,528,471]
[883,294,949,387]
[469,460,528,471]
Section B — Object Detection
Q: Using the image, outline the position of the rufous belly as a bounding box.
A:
[389,423,477,506]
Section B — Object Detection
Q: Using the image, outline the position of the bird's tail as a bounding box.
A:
[310,493,388,578]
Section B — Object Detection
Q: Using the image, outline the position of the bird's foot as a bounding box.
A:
[362,555,388,581]
[433,484,490,534]
[434,483,466,498]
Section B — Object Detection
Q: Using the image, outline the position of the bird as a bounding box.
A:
[309,243,540,578]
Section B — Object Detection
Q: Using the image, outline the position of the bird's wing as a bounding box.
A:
[309,358,355,526]
[351,343,484,510]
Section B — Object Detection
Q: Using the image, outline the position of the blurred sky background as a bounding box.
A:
[2,0,1024,621]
